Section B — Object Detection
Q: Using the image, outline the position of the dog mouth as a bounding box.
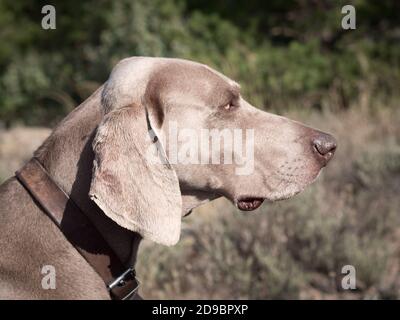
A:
[237,198,264,211]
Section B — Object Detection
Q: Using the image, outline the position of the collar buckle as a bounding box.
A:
[107,268,140,300]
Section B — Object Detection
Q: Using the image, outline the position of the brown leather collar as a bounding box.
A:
[15,158,140,300]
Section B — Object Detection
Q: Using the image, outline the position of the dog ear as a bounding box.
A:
[89,104,182,246]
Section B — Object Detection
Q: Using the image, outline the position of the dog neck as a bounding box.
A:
[34,87,214,266]
[34,87,141,265]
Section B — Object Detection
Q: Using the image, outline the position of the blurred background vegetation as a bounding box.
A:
[0,0,399,299]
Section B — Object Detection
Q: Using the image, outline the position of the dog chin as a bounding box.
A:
[266,189,301,202]
[266,174,321,202]
[228,172,321,211]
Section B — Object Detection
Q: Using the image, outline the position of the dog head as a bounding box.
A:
[90,57,336,245]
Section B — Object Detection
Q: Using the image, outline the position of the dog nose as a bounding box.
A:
[312,132,337,165]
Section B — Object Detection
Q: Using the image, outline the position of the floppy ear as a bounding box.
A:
[89,104,182,246]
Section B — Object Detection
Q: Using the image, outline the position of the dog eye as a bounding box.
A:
[223,102,235,110]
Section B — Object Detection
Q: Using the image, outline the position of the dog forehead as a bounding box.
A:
[159,59,238,89]
[147,58,240,105]
[102,57,239,112]
[165,58,238,86]
[113,56,238,85]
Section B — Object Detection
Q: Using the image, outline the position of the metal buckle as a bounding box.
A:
[107,268,140,300]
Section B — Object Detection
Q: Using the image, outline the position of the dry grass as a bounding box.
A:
[0,126,50,181]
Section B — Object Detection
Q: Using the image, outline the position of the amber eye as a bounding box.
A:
[223,102,234,110]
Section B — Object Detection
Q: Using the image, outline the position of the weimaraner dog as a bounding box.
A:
[0,57,336,299]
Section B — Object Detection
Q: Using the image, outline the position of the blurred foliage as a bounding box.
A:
[0,0,399,126]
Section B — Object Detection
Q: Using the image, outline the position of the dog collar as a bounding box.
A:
[16,158,140,300]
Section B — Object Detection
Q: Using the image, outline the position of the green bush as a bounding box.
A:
[1,0,399,125]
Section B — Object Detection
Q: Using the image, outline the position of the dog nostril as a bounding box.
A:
[312,133,337,163]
